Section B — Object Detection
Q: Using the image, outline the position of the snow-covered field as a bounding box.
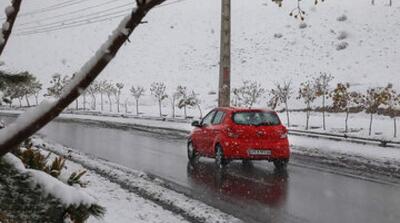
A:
[1,0,400,109]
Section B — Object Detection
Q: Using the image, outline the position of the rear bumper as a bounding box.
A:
[221,138,290,160]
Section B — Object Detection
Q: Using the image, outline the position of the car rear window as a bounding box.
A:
[212,111,225,125]
[233,111,281,126]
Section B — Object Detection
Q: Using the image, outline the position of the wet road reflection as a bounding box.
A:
[187,161,288,207]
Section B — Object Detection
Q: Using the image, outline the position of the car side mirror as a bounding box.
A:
[191,121,202,128]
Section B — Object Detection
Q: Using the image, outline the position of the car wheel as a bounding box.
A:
[187,141,198,162]
[273,159,289,170]
[215,144,227,169]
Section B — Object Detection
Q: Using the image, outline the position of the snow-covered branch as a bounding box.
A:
[0,0,167,156]
[0,0,22,57]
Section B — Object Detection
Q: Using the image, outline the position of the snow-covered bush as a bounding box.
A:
[274,33,283,39]
[336,14,348,22]
[336,41,349,50]
[299,22,307,29]
[178,89,203,119]
[337,31,348,40]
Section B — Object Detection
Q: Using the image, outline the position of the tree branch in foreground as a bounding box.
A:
[0,0,22,57]
[0,0,166,156]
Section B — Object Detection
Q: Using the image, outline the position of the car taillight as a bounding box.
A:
[280,128,288,139]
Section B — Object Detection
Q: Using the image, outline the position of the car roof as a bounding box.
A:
[217,107,275,113]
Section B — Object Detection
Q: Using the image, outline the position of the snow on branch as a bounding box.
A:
[0,0,22,57]
[0,0,167,156]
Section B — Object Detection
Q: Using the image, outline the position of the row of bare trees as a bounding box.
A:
[231,73,400,137]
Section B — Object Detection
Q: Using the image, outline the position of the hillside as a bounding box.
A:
[0,0,399,108]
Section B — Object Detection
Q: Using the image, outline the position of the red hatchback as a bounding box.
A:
[188,107,290,169]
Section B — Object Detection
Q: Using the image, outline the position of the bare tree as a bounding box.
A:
[130,85,145,115]
[330,83,362,133]
[104,81,116,112]
[0,0,168,156]
[0,0,22,56]
[87,82,98,110]
[314,72,334,130]
[32,80,42,105]
[95,80,108,111]
[269,80,293,127]
[361,87,389,136]
[298,79,317,130]
[232,80,265,108]
[115,82,124,113]
[176,85,188,118]
[383,84,399,137]
[150,82,168,117]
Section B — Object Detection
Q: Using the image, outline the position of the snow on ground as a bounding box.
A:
[33,137,242,223]
[51,150,190,223]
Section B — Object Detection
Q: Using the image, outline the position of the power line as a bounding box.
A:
[15,0,191,36]
[0,0,95,20]
[16,2,133,31]
[17,0,127,27]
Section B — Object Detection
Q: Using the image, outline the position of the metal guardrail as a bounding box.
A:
[288,129,400,148]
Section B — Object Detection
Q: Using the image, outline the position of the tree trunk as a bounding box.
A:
[369,113,373,136]
[100,93,104,111]
[394,117,397,138]
[285,102,290,127]
[184,105,187,119]
[91,95,96,110]
[197,104,203,119]
[35,95,39,105]
[0,0,22,57]
[345,108,349,133]
[25,95,30,107]
[305,103,310,130]
[159,100,162,117]
[75,98,79,110]
[322,94,326,130]
[0,0,167,156]
[171,98,175,118]
[18,98,22,108]
[83,94,86,110]
[125,100,128,114]
[108,95,112,112]
[136,99,139,115]
[117,98,120,113]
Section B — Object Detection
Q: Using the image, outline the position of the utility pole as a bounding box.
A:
[218,0,231,107]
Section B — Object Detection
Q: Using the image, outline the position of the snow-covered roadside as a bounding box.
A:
[33,137,242,223]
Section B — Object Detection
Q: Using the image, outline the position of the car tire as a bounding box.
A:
[187,141,198,162]
[273,159,289,170]
[215,144,227,169]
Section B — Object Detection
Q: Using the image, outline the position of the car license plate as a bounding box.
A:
[248,149,271,155]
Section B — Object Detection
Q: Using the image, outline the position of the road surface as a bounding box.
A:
[2,115,400,223]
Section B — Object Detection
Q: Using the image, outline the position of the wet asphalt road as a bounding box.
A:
[2,115,400,223]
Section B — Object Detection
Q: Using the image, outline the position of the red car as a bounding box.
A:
[188,107,290,169]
